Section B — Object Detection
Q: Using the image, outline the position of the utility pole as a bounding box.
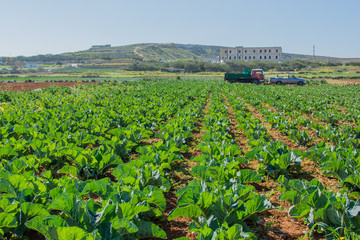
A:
[313,45,315,61]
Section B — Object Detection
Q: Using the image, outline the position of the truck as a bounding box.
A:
[270,74,306,86]
[224,69,264,84]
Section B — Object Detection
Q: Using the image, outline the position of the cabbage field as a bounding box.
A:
[0,79,360,240]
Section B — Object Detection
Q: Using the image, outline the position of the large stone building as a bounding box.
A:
[219,46,282,62]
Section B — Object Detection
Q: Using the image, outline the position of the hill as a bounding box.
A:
[3,43,224,63]
[2,43,357,64]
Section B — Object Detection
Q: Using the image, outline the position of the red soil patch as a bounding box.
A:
[0,81,96,92]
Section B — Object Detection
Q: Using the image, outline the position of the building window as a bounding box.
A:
[234,56,236,59]
[245,50,247,53]
[253,50,255,53]
[229,50,232,53]
[260,50,262,53]
[269,56,271,59]
[253,56,255,59]
[260,56,262,59]
[239,50,241,53]
[245,56,247,60]
[229,56,231,60]
[264,49,267,53]
[269,50,271,53]
[276,49,278,53]
[264,56,266,59]
[275,56,278,59]
[249,56,251,60]
[225,50,227,53]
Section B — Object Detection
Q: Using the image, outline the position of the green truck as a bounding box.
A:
[224,69,265,84]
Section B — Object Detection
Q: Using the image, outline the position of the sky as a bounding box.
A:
[0,0,359,58]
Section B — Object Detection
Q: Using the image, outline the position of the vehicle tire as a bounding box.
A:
[276,81,282,85]
[298,81,304,86]
[252,80,260,85]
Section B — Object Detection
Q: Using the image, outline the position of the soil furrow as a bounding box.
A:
[222,96,309,239]
[155,92,212,240]
[261,103,323,147]
[240,98,340,190]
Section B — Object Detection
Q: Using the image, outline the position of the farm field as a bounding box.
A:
[0,79,360,240]
[0,82,97,92]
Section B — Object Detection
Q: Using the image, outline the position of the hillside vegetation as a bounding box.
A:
[5,43,223,63]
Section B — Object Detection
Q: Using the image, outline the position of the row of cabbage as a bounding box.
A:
[223,84,360,239]
[168,87,273,239]
[233,84,360,195]
[0,80,211,239]
[256,85,360,125]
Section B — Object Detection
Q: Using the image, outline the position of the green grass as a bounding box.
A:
[55,68,123,73]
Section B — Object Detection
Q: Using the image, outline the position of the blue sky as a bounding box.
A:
[1,0,359,58]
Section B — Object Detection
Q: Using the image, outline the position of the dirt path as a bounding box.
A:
[134,46,146,59]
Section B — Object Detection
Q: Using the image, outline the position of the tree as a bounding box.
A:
[6,57,15,66]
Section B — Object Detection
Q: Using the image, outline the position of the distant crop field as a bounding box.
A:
[0,79,359,239]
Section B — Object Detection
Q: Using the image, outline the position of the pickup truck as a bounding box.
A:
[270,75,306,86]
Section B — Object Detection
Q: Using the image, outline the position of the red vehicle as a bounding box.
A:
[251,69,264,82]
[224,69,265,84]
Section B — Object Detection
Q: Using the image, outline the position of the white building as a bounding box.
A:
[220,46,282,62]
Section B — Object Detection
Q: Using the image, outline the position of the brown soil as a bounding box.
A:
[327,78,360,85]
[297,159,339,190]
[0,81,96,92]
[148,191,196,240]
[141,137,162,145]
[246,178,310,240]
[347,69,360,73]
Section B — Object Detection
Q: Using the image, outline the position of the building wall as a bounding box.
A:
[220,46,282,62]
